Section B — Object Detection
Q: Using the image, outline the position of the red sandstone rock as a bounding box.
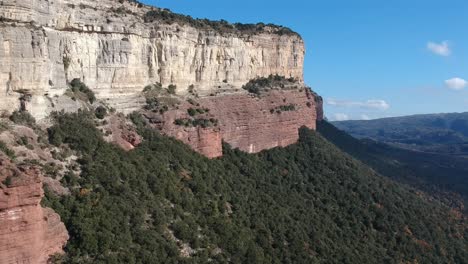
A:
[144,106,223,158]
[0,155,69,264]
[308,90,324,121]
[104,115,142,151]
[145,89,319,158]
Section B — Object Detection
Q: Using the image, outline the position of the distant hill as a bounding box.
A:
[332,112,468,155]
[318,120,468,212]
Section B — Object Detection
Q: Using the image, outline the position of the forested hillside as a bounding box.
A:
[42,112,467,263]
[318,120,468,213]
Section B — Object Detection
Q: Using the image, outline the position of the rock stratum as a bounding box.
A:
[0,154,69,264]
[0,0,321,158]
[144,89,322,158]
[0,0,305,119]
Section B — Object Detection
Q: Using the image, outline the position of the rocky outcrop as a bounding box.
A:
[0,0,305,118]
[314,94,324,121]
[102,114,142,151]
[144,88,317,157]
[0,154,69,264]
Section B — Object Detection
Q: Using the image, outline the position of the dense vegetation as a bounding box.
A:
[142,84,180,114]
[243,74,298,95]
[174,118,218,128]
[333,112,468,155]
[9,110,36,127]
[42,112,467,263]
[143,9,298,36]
[67,79,96,104]
[318,120,468,212]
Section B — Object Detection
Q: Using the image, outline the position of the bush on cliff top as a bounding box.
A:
[243,74,297,95]
[43,112,468,264]
[144,9,298,36]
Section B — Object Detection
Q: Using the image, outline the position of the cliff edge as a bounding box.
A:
[0,0,305,118]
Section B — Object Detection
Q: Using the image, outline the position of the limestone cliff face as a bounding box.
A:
[144,88,317,158]
[0,0,305,118]
[0,154,69,264]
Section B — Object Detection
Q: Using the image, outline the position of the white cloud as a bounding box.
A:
[331,113,349,121]
[427,41,451,56]
[445,77,467,90]
[326,98,390,111]
[360,114,371,120]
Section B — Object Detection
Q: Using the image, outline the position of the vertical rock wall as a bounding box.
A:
[0,155,69,264]
[0,0,305,118]
[144,88,318,158]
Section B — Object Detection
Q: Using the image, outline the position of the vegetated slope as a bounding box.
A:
[332,112,468,155]
[318,120,468,212]
[43,113,467,263]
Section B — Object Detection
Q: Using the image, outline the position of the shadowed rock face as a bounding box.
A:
[144,89,318,158]
[0,0,305,118]
[0,155,69,264]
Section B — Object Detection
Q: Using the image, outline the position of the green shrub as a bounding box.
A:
[174,118,218,128]
[48,111,102,153]
[187,108,197,117]
[143,9,298,36]
[187,99,196,105]
[128,112,147,129]
[70,79,96,104]
[61,171,79,187]
[17,136,29,146]
[159,105,169,114]
[145,97,160,111]
[42,162,63,179]
[270,104,297,114]
[167,84,177,95]
[0,141,15,159]
[242,74,297,95]
[2,176,13,187]
[10,111,36,127]
[188,85,195,94]
[63,57,71,71]
[0,121,9,133]
[174,119,187,126]
[143,83,163,93]
[95,106,107,119]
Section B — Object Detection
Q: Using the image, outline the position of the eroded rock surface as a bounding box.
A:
[0,154,69,264]
[0,0,305,118]
[144,89,318,158]
[102,114,142,151]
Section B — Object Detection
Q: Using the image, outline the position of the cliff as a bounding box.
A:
[0,0,305,119]
[144,88,318,158]
[0,154,69,264]
[0,0,322,158]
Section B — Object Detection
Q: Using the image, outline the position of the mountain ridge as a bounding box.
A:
[333,112,468,155]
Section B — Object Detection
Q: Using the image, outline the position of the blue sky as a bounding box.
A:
[142,0,468,120]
